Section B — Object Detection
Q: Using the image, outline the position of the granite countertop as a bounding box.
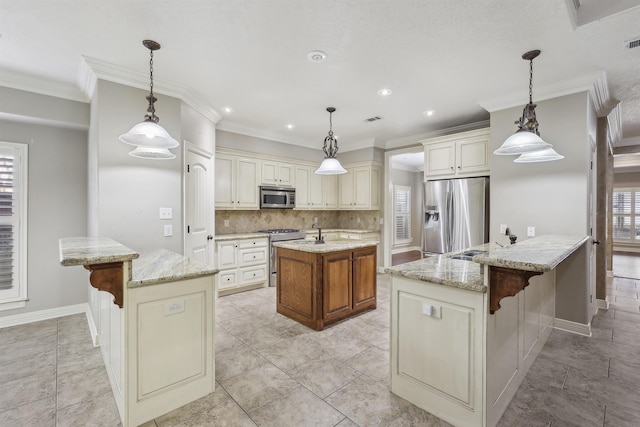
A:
[59,237,139,266]
[274,239,378,253]
[473,235,590,272]
[129,248,218,288]
[214,233,269,241]
[384,235,590,293]
[385,254,486,293]
[301,228,378,234]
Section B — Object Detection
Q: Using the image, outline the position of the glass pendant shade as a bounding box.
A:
[513,146,564,163]
[315,157,347,175]
[119,120,179,149]
[494,130,552,155]
[128,146,176,160]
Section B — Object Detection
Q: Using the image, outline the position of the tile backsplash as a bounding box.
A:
[215,210,381,234]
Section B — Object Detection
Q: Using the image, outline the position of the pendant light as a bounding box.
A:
[494,50,554,156]
[119,40,179,160]
[514,147,564,163]
[314,107,347,175]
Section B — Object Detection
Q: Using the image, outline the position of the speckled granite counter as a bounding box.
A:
[473,235,589,272]
[129,248,218,288]
[214,233,268,241]
[385,254,486,292]
[273,239,378,253]
[59,237,139,266]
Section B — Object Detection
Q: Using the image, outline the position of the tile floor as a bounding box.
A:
[2,272,640,426]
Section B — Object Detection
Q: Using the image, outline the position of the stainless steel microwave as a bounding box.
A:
[260,186,296,209]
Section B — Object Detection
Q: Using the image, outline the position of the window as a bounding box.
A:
[394,185,411,245]
[612,188,640,242]
[0,142,28,311]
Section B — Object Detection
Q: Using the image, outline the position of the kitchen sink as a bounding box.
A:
[449,250,487,261]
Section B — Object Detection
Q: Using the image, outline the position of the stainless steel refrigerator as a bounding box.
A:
[422,177,489,255]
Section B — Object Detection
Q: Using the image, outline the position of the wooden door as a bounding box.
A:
[322,250,352,321]
[352,246,377,311]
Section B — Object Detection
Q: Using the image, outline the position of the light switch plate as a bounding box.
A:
[500,224,508,234]
[224,219,229,227]
[527,226,535,237]
[159,207,172,219]
[379,217,384,225]
[164,224,173,236]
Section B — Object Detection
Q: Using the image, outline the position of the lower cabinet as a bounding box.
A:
[277,245,377,330]
[215,237,269,296]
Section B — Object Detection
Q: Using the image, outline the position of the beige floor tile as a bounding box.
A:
[57,340,104,377]
[172,398,256,427]
[57,366,112,409]
[215,326,245,353]
[345,346,390,384]
[235,324,295,349]
[0,319,58,346]
[0,396,55,426]
[221,363,299,412]
[0,348,56,383]
[387,404,455,426]
[0,370,56,412]
[325,375,412,426]
[56,392,122,427]
[258,335,326,372]
[218,312,264,335]
[155,382,231,427]
[301,327,371,362]
[215,345,268,382]
[0,333,56,365]
[249,385,345,427]
[289,354,361,398]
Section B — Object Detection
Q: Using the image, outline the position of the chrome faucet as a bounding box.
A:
[505,227,517,245]
[312,223,324,244]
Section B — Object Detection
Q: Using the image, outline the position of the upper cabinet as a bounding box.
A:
[339,164,381,210]
[261,160,295,187]
[422,128,490,179]
[295,166,339,210]
[215,153,260,210]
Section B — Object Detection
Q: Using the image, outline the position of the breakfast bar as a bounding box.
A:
[273,239,378,330]
[59,237,218,427]
[385,234,589,427]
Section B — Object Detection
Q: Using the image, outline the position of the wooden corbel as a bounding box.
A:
[489,266,542,314]
[84,262,124,308]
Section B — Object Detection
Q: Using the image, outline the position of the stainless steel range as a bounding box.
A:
[258,229,307,286]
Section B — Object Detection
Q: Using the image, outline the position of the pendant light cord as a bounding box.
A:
[528,57,534,105]
[145,47,159,123]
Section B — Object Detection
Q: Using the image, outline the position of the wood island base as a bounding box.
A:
[276,245,377,331]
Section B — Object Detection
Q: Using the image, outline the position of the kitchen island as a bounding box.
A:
[59,237,218,427]
[273,239,378,330]
[385,235,589,427]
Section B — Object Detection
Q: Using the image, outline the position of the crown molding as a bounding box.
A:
[607,103,623,146]
[0,68,88,103]
[478,71,607,112]
[617,135,640,147]
[383,120,490,150]
[80,56,222,125]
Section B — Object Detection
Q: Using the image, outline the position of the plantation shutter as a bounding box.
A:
[394,186,411,244]
[0,153,14,290]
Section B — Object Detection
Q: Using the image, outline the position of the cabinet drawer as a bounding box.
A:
[218,271,237,290]
[238,247,268,266]
[238,238,268,249]
[238,265,268,285]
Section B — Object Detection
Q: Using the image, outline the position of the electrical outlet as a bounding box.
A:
[164,300,185,316]
[164,224,173,236]
[224,219,229,227]
[313,217,318,224]
[357,217,361,223]
[159,207,172,219]
[527,226,536,237]
[500,224,508,234]
[379,217,384,225]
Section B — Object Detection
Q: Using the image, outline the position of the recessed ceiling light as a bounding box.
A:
[377,88,392,96]
[222,107,234,114]
[423,110,435,117]
[286,124,295,129]
[307,50,327,62]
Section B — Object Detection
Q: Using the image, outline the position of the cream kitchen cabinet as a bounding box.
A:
[422,128,490,178]
[215,237,269,296]
[261,160,295,187]
[296,166,339,210]
[215,153,260,209]
[338,164,381,210]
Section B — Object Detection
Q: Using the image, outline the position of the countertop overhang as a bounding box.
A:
[273,239,378,253]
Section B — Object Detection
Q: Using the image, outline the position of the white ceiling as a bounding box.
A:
[1,0,639,156]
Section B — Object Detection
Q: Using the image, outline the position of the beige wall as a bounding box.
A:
[389,167,423,248]
[0,88,89,316]
[613,171,640,186]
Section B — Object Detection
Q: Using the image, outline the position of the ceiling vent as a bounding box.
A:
[625,37,640,49]
[364,116,382,123]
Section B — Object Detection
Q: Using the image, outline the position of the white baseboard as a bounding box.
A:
[554,317,592,337]
[0,303,88,328]
[391,246,422,255]
[86,308,101,347]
